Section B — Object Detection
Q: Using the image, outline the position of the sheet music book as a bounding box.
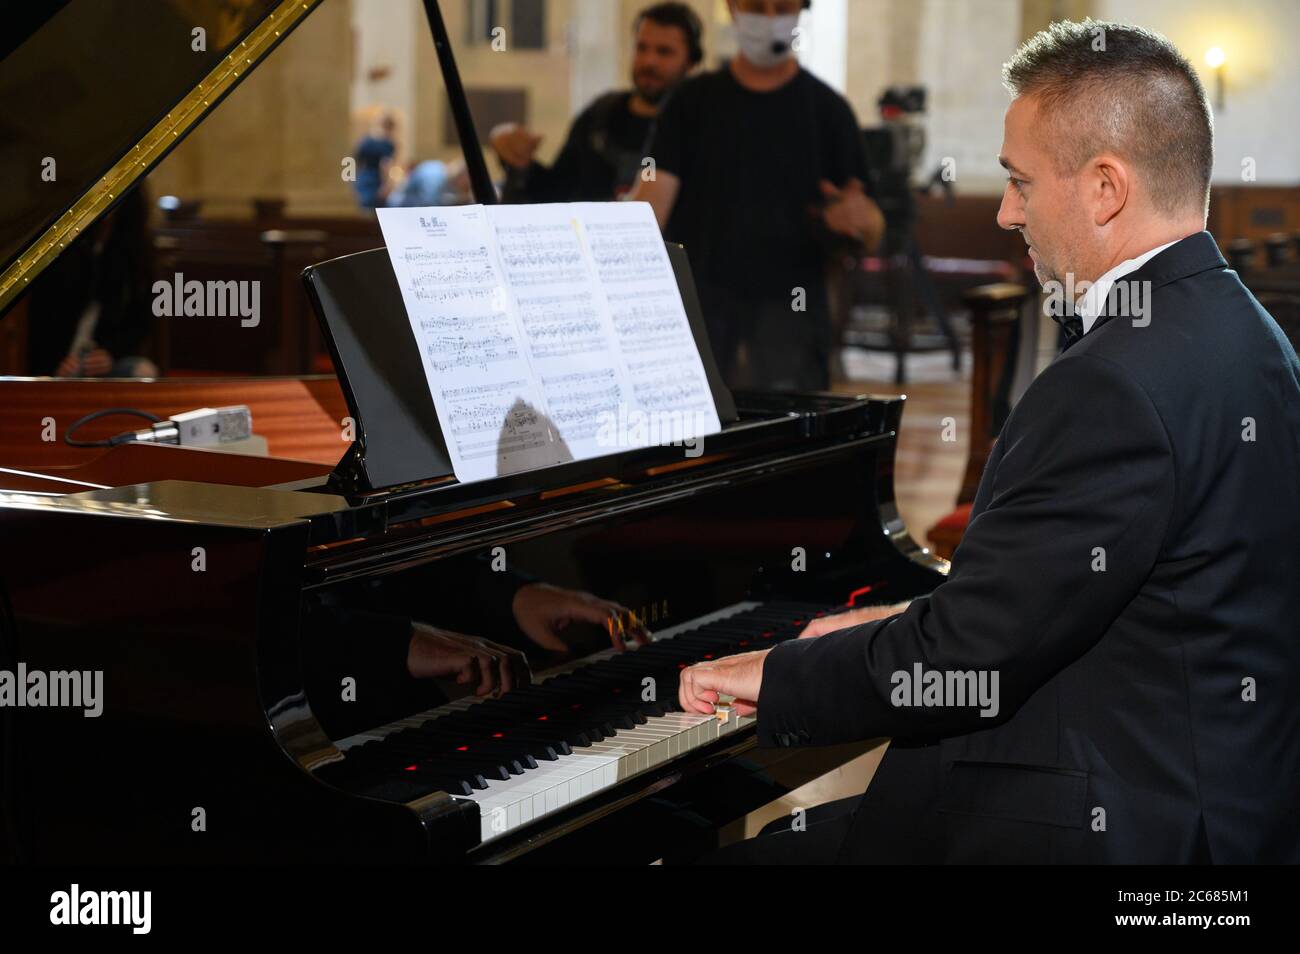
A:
[376,202,722,483]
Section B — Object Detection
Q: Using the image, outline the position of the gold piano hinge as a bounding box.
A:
[0,0,323,314]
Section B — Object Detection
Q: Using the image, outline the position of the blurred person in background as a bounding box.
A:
[387,158,473,207]
[26,187,157,378]
[352,111,399,208]
[490,2,704,202]
[631,0,883,392]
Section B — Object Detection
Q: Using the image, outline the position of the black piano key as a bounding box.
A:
[478,732,572,757]
[415,756,512,782]
[467,698,616,741]
[365,734,521,780]
[360,776,464,800]
[397,763,489,792]
[413,725,557,761]
[524,687,646,724]
[473,718,596,748]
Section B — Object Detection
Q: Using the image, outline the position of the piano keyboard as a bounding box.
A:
[333,599,834,846]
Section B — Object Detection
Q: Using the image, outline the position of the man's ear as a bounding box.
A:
[1091,154,1130,226]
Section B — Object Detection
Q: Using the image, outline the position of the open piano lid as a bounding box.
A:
[0,0,323,317]
[0,0,868,510]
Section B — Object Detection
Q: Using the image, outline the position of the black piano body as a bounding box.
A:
[0,0,947,864]
[0,392,944,864]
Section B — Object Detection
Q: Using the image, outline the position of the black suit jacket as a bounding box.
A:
[758,232,1300,863]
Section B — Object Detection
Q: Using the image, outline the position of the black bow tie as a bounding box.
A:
[1051,310,1083,344]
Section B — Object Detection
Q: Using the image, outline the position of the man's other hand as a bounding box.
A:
[490,122,543,170]
[512,582,651,652]
[819,178,885,251]
[57,348,113,377]
[406,622,531,697]
[799,600,912,639]
[626,168,681,230]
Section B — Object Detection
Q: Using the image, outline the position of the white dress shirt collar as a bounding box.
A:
[1076,239,1180,334]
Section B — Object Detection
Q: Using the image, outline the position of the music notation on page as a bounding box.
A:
[586,219,668,284]
[377,202,721,484]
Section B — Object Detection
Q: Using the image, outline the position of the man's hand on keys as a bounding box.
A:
[678,649,769,718]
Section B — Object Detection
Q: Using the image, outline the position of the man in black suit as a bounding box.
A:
[678,20,1300,863]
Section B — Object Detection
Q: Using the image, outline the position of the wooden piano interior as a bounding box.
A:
[0,376,350,493]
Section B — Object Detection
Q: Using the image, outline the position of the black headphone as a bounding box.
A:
[635,3,706,67]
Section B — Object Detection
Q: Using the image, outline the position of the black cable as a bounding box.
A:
[63,407,161,448]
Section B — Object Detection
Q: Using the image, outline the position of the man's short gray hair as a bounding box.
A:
[1002,19,1213,218]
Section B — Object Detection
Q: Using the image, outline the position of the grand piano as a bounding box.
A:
[0,0,947,864]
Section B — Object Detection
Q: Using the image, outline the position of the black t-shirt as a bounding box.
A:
[649,67,872,297]
[505,91,654,203]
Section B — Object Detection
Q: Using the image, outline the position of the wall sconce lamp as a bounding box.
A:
[1205,46,1226,111]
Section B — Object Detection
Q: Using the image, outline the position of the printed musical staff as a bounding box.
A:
[495,221,586,286]
[377,202,720,484]
[540,368,625,442]
[586,219,668,284]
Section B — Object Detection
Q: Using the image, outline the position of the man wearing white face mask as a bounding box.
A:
[631,0,883,392]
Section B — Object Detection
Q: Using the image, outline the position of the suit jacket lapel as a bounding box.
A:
[1061,231,1226,350]
[969,233,1228,518]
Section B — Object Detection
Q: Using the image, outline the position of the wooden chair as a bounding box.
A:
[1264,233,1294,268]
[151,220,382,376]
[1254,292,1300,352]
[1226,238,1256,274]
[927,283,1030,560]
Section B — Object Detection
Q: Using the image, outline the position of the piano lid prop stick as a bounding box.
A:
[420,0,498,205]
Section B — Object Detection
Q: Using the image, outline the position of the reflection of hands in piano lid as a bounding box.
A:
[797,600,913,639]
[511,583,652,653]
[679,649,768,718]
[406,621,532,697]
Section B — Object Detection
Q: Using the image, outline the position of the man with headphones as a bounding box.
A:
[489,3,704,203]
